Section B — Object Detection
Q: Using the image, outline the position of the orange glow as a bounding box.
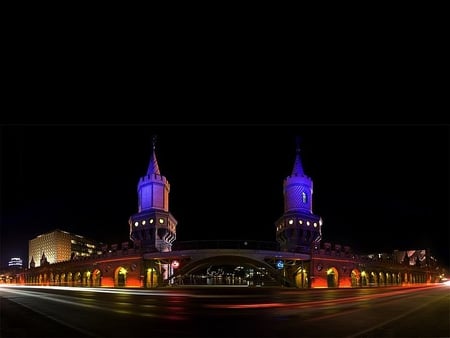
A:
[101,276,114,287]
[125,276,141,287]
[311,276,328,288]
[339,276,352,287]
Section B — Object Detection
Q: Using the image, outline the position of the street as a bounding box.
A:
[1,284,449,337]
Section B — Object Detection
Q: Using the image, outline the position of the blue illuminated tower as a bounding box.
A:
[129,137,177,252]
[275,139,322,253]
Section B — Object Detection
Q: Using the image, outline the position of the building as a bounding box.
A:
[28,229,104,268]
[15,137,444,288]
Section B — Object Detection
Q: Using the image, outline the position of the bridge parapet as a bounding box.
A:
[172,240,279,251]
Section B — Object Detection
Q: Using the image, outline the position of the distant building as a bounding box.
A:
[8,257,23,268]
[28,229,104,268]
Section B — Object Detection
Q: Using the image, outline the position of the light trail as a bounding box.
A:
[204,285,445,309]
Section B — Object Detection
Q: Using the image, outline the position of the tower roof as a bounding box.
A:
[147,136,161,175]
[291,141,305,176]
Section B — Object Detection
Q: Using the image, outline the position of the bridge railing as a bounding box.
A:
[172,240,280,251]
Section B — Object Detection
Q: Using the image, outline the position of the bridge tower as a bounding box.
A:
[275,138,322,254]
[129,137,177,253]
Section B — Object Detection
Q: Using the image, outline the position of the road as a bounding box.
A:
[1,284,449,337]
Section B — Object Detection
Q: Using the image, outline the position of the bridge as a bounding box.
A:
[142,240,310,287]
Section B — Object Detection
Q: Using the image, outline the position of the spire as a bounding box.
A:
[147,135,161,175]
[291,136,305,176]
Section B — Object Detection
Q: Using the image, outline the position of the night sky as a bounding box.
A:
[1,125,449,268]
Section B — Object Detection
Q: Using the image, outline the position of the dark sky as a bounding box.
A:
[1,125,449,268]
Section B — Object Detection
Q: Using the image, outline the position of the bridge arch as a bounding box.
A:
[172,255,282,286]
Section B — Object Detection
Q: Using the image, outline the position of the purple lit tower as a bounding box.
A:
[275,139,322,253]
[129,137,177,252]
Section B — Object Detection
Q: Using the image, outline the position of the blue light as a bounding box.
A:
[276,260,284,269]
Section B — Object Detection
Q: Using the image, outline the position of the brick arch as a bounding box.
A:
[326,267,339,287]
[114,266,128,287]
[351,268,361,287]
[92,269,102,287]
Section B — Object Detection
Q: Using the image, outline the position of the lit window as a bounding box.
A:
[134,221,139,227]
[299,220,303,225]
[313,222,317,227]
[288,219,294,225]
[302,192,308,203]
[141,220,146,225]
[159,218,164,224]
[307,221,310,226]
[149,219,154,224]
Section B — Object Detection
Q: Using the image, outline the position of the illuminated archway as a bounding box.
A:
[145,268,159,288]
[83,271,91,287]
[378,272,385,285]
[74,272,82,286]
[92,269,101,287]
[385,272,390,285]
[295,266,308,288]
[326,267,338,288]
[361,271,368,286]
[369,271,378,286]
[115,266,127,287]
[351,269,360,287]
[67,272,73,286]
[61,273,66,286]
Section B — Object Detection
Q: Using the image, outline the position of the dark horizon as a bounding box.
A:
[1,125,449,269]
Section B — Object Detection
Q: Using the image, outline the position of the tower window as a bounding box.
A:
[302,192,308,203]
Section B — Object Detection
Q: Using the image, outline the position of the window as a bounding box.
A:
[302,192,308,203]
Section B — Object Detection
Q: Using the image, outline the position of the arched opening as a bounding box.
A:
[145,268,159,288]
[378,272,385,285]
[115,266,127,287]
[83,271,91,287]
[295,267,308,288]
[351,269,360,287]
[385,272,391,285]
[74,272,82,286]
[369,271,378,286]
[327,267,338,288]
[92,269,101,287]
[174,256,281,287]
[67,272,73,286]
[61,273,66,286]
[361,271,368,286]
